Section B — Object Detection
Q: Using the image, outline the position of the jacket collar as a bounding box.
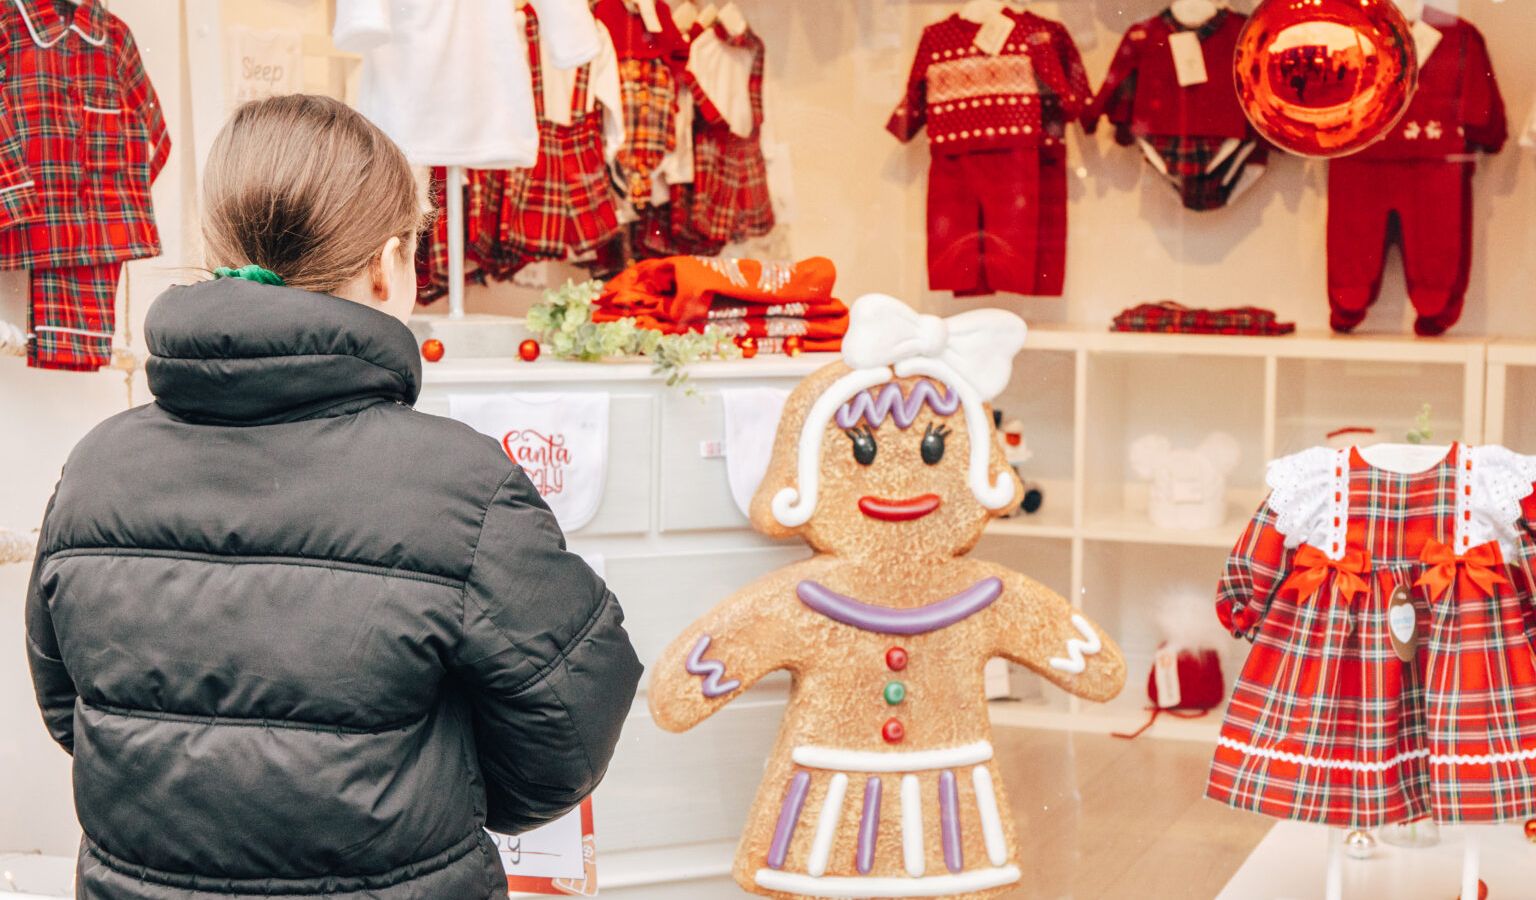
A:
[12,0,108,48]
[1159,7,1229,42]
[144,278,423,426]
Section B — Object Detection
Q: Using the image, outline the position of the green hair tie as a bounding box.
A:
[212,264,285,286]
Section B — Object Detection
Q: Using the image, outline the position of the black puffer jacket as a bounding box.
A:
[24,279,642,899]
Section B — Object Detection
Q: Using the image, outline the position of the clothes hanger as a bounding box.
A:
[1169,0,1223,28]
[718,1,748,36]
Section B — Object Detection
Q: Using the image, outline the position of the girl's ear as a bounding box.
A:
[747,364,850,538]
[371,236,404,301]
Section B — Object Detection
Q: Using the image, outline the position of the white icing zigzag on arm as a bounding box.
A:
[1047,614,1102,674]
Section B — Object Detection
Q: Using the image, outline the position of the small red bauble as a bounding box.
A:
[885,647,909,672]
[420,338,444,363]
[1525,818,1536,843]
[783,335,803,357]
[1235,0,1417,158]
[518,339,541,362]
[736,336,758,359]
[881,718,905,744]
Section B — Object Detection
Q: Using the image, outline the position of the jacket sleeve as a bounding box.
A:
[1049,23,1093,125]
[1085,28,1140,142]
[25,493,76,755]
[118,28,170,183]
[451,469,643,835]
[1460,27,1506,154]
[0,29,40,229]
[886,29,931,142]
[1215,499,1291,641]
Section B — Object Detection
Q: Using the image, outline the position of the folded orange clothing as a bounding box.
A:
[705,313,851,342]
[598,255,839,327]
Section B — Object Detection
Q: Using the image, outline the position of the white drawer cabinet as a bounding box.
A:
[419,353,827,895]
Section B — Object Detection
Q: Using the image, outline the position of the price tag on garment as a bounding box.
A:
[1388,585,1418,663]
[491,798,598,895]
[1168,31,1209,87]
[973,11,1013,56]
[1153,646,1183,709]
[637,0,665,33]
[1411,20,1442,69]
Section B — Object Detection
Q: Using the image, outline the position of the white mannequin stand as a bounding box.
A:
[1325,443,1482,900]
[445,165,466,319]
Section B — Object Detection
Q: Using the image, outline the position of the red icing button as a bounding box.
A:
[885,647,908,671]
[882,718,905,744]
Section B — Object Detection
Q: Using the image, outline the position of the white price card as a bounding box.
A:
[1168,31,1209,87]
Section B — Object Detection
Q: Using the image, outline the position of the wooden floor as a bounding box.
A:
[992,727,1273,900]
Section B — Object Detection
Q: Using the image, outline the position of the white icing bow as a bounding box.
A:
[771,294,1029,527]
[841,294,1027,402]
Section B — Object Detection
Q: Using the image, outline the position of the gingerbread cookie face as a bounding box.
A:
[752,367,1021,563]
[653,295,1124,900]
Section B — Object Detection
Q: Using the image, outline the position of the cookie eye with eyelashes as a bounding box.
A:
[844,426,877,466]
[921,422,951,465]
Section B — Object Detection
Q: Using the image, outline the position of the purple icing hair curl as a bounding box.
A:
[834,380,959,430]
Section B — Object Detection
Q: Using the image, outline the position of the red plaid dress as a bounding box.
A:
[485,11,621,261]
[1209,444,1536,827]
[684,26,773,245]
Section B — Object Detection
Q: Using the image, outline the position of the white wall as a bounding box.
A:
[3,0,1536,856]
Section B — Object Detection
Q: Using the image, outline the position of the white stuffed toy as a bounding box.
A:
[1129,433,1241,531]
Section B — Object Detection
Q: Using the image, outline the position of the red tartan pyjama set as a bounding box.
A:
[1326,10,1505,336]
[1210,444,1536,827]
[887,8,1089,297]
[0,0,169,371]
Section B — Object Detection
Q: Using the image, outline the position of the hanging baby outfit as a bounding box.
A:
[1087,8,1267,211]
[336,0,599,168]
[680,23,774,246]
[1325,8,1505,336]
[415,9,623,299]
[0,0,169,371]
[479,11,622,265]
[888,6,1090,297]
[596,0,688,210]
[1209,444,1536,827]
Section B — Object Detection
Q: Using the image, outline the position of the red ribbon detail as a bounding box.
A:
[1280,544,1372,605]
[1415,539,1510,600]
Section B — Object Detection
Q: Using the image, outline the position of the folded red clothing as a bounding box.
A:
[706,298,848,321]
[600,255,838,327]
[704,313,850,342]
[1112,301,1295,336]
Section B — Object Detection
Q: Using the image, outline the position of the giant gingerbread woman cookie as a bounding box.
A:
[650,294,1126,899]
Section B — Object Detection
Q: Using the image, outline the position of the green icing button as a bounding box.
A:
[883,681,906,705]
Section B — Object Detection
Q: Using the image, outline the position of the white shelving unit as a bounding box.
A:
[975,326,1490,739]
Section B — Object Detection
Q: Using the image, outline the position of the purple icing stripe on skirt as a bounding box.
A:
[940,769,963,873]
[856,776,882,874]
[768,771,811,870]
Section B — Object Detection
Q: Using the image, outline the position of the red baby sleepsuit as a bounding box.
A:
[888,8,1089,298]
[1325,9,1504,336]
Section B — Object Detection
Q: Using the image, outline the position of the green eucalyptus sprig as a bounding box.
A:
[525,279,741,390]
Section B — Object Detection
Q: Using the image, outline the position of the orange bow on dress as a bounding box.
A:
[1414,539,1511,600]
[1279,545,1372,604]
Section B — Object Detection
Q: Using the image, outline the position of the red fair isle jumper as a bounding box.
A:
[887,8,1089,297]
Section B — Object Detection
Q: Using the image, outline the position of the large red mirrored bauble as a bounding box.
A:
[1235,0,1418,158]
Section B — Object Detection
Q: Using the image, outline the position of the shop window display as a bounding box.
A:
[6,1,1536,899]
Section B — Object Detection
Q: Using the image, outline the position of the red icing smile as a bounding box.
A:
[858,494,942,522]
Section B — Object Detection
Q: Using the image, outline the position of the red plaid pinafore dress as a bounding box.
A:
[1208,444,1536,827]
[481,12,621,263]
[686,27,773,245]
